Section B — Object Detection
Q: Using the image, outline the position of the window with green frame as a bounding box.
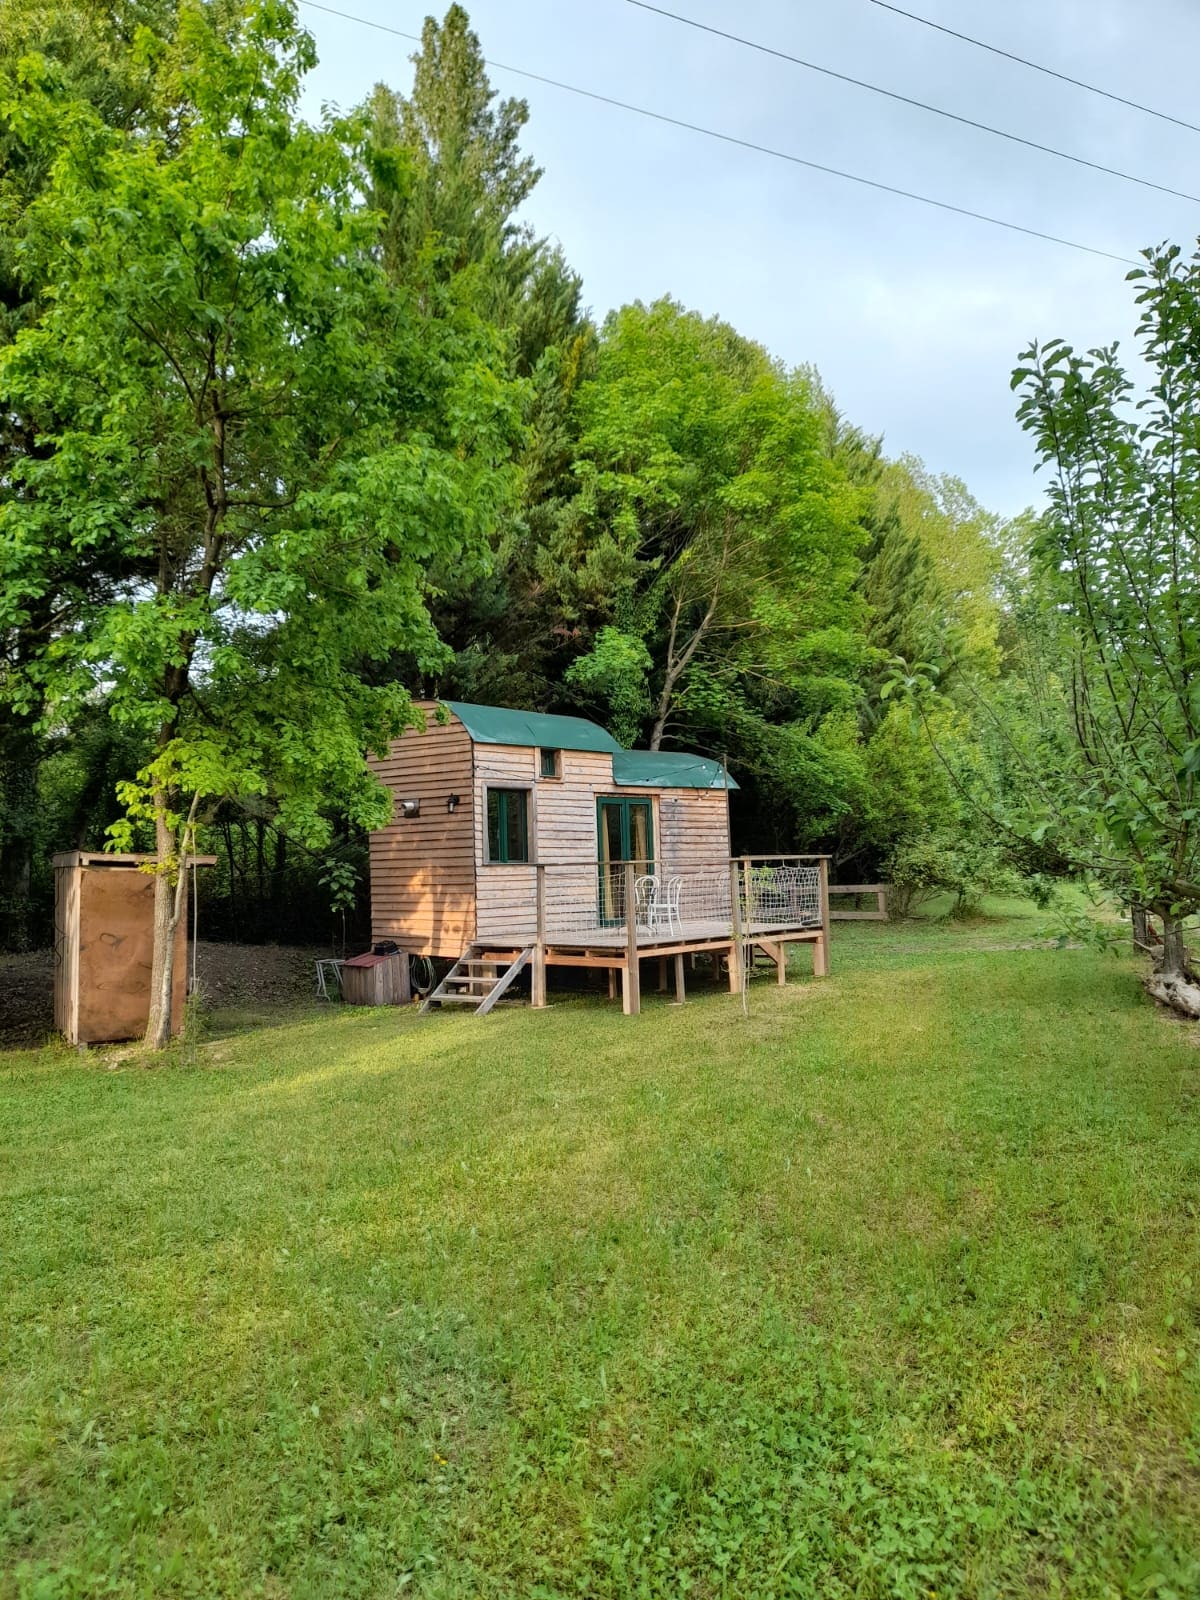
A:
[486,788,530,863]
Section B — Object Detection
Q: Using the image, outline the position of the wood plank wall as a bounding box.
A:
[367,707,476,957]
[657,788,732,867]
[369,713,736,955]
[473,746,733,944]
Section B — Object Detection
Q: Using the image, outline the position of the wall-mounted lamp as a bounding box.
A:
[446,794,461,814]
[399,797,420,818]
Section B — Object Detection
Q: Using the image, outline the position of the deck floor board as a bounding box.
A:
[477,918,822,956]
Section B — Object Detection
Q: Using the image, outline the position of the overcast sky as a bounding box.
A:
[297,0,1200,518]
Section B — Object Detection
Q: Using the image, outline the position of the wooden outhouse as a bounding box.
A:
[53,851,214,1045]
[367,702,830,1015]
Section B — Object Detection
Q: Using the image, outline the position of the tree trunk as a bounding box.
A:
[222,818,237,938]
[255,817,266,919]
[272,827,286,920]
[144,795,194,1051]
[1145,910,1200,1018]
[0,723,40,951]
[1131,904,1150,952]
[1161,914,1188,978]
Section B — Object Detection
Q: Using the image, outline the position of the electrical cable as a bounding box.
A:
[626,0,1200,207]
[296,1,1139,266]
[868,0,1200,140]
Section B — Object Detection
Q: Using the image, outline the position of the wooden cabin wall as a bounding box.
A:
[657,789,732,868]
[367,708,475,957]
[472,746,733,944]
[472,745,541,942]
[474,747,630,941]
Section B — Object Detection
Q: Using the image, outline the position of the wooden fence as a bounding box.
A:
[828,883,888,922]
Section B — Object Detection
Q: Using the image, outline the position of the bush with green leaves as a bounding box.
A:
[886,833,1021,919]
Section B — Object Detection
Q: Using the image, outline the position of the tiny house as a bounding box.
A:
[367,702,828,1014]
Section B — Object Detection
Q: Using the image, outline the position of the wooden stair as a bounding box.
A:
[419,944,534,1016]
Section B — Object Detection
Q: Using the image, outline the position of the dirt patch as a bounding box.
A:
[0,942,331,1050]
[0,949,56,1048]
[191,941,328,1011]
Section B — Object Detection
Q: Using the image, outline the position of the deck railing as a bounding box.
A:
[479,854,832,1015]
[477,855,830,949]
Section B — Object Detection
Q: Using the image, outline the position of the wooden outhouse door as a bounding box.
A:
[597,797,654,922]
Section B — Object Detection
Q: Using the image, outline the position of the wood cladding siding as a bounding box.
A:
[472,746,733,942]
[367,707,476,957]
[368,711,736,954]
[658,788,732,868]
[474,746,538,941]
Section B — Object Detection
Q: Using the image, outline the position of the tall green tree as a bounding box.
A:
[0,0,516,1043]
[559,300,867,761]
[365,4,540,312]
[364,7,594,708]
[1010,243,1200,1005]
[877,455,1003,673]
[0,0,189,942]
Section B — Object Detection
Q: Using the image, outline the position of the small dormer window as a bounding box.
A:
[539,748,561,779]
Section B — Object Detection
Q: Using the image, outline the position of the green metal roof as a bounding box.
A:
[442,702,737,788]
[443,701,623,755]
[612,750,739,791]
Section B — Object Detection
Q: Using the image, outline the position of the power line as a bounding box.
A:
[296,0,1138,267]
[626,0,1200,207]
[869,0,1200,140]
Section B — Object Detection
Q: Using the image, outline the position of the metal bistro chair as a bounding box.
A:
[635,873,683,938]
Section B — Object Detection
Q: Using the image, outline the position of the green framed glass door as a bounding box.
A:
[597,797,654,923]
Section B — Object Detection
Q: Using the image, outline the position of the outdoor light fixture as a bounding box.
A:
[399,798,420,818]
[446,794,460,813]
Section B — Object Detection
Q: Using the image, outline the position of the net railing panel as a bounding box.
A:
[476,859,824,947]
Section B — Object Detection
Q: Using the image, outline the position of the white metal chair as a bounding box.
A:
[634,874,683,937]
[634,875,658,930]
[662,876,683,936]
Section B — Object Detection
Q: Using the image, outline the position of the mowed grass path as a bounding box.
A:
[3,915,1200,1597]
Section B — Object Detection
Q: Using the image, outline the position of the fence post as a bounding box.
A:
[814,857,831,978]
[728,857,744,994]
[622,860,641,1015]
[532,863,547,1008]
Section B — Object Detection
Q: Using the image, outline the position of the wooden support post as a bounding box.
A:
[657,955,669,993]
[532,864,547,1008]
[728,858,744,994]
[607,967,618,1001]
[622,861,641,1016]
[813,858,831,978]
[673,952,686,1004]
[763,938,786,985]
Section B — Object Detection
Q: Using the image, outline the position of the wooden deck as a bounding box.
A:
[423,856,833,1016]
[471,913,828,1015]
[539,917,821,953]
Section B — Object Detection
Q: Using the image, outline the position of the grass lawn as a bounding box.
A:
[3,905,1200,1598]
